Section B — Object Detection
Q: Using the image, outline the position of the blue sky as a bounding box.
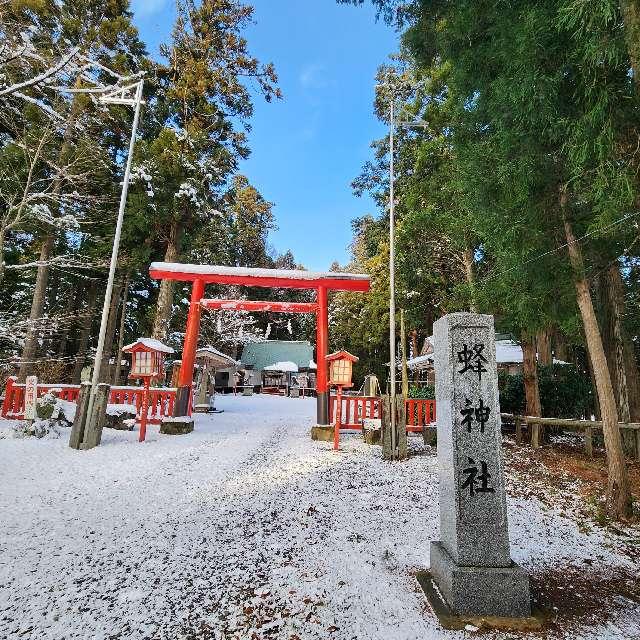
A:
[131,0,398,270]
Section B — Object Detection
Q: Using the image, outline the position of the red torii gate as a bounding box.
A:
[149,263,370,425]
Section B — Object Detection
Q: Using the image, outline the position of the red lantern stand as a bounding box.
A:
[123,339,172,442]
[326,351,359,451]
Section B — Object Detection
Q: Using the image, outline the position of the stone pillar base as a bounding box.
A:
[429,541,531,618]
[311,425,334,442]
[160,418,194,435]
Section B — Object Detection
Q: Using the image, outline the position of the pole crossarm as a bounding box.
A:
[201,299,318,313]
[149,263,370,292]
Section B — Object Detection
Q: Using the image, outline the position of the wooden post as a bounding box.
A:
[396,394,408,460]
[584,426,593,459]
[382,394,392,460]
[531,421,541,449]
[139,378,151,442]
[69,382,92,450]
[515,416,522,445]
[400,309,409,398]
[81,383,110,449]
[334,386,342,450]
[1,376,15,417]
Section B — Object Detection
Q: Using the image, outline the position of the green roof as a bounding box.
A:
[240,340,315,371]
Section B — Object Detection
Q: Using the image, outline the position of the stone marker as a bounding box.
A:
[160,416,194,435]
[422,313,531,622]
[24,375,38,421]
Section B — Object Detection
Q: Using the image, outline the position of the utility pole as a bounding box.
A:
[389,98,397,460]
[77,80,145,446]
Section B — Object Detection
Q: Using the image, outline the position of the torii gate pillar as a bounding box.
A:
[316,285,329,426]
[174,279,205,416]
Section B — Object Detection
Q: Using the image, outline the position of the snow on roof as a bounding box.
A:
[405,354,433,370]
[406,339,568,370]
[308,359,317,370]
[264,361,299,372]
[123,338,174,354]
[195,346,238,366]
[240,341,314,371]
[150,262,369,282]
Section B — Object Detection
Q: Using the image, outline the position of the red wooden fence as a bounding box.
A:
[1,377,176,424]
[329,395,436,433]
[405,398,437,433]
[1,378,435,433]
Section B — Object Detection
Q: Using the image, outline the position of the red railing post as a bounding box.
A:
[2,377,15,418]
[334,386,342,450]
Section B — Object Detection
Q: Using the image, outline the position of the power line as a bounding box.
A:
[480,210,640,285]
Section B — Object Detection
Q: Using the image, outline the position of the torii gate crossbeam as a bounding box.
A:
[149,263,370,426]
[201,299,318,313]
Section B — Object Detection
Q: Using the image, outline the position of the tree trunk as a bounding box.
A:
[563,211,632,519]
[622,0,640,89]
[553,328,569,362]
[71,281,98,384]
[585,346,602,421]
[522,331,542,447]
[462,247,477,312]
[17,90,83,381]
[152,219,180,341]
[410,329,420,382]
[0,227,6,286]
[536,328,553,366]
[598,263,640,455]
[400,309,408,397]
[607,265,640,420]
[56,283,79,377]
[113,273,130,386]
[18,235,55,381]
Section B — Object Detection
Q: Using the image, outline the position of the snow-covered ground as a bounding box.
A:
[0,395,638,639]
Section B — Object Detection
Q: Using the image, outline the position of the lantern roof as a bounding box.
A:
[326,350,359,363]
[123,338,175,354]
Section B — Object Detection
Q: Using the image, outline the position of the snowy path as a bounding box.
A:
[0,395,638,639]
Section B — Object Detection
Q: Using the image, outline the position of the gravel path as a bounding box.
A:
[1,395,638,639]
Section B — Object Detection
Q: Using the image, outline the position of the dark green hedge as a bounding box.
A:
[498,364,593,419]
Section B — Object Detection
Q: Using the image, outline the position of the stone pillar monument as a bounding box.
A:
[426,313,531,620]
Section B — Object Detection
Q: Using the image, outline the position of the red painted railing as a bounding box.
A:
[1,377,176,424]
[405,398,437,433]
[329,395,436,432]
[329,395,381,430]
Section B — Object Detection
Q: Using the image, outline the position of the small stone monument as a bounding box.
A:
[24,375,38,421]
[419,313,532,626]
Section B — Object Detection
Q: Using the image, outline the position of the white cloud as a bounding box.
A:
[299,64,328,90]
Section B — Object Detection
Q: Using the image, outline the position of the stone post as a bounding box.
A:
[427,313,531,619]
